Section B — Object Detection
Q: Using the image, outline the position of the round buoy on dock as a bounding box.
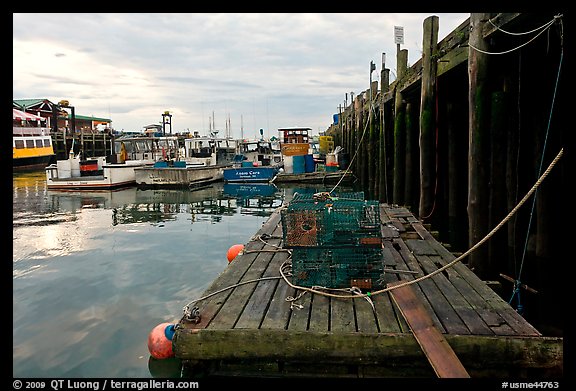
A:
[147,322,175,359]
[227,244,244,262]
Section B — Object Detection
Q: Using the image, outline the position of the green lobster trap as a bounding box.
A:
[291,247,385,289]
[281,191,384,289]
[281,192,381,248]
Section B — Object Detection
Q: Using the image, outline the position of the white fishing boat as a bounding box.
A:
[134,134,237,188]
[45,135,179,190]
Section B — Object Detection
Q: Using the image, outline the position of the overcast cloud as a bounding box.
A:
[13,13,469,139]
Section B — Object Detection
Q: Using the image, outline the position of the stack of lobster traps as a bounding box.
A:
[280,191,384,290]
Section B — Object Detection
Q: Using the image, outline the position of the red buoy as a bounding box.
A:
[147,322,175,359]
[227,244,244,262]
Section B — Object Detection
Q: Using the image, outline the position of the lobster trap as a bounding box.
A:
[281,191,384,289]
[291,247,385,289]
[281,192,382,248]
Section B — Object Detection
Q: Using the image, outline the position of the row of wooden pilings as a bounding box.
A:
[325,13,566,329]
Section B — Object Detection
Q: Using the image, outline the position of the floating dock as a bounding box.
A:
[272,170,356,185]
[173,204,562,378]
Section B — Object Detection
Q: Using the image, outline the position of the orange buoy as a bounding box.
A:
[147,322,175,359]
[227,244,244,262]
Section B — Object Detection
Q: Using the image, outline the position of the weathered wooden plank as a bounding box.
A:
[415,253,494,335]
[381,224,400,239]
[405,238,499,334]
[234,224,288,328]
[180,211,282,330]
[381,246,397,266]
[428,254,515,335]
[411,221,541,336]
[405,238,439,256]
[410,223,512,333]
[331,296,356,332]
[260,276,297,330]
[388,280,471,378]
[208,220,282,329]
[372,291,406,333]
[173,328,562,375]
[286,288,312,331]
[354,297,379,333]
[437,45,469,76]
[393,238,470,334]
[390,220,406,232]
[235,224,285,329]
[383,239,444,332]
[308,293,330,332]
[379,204,393,223]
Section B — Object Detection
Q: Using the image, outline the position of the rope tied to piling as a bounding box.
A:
[279,148,563,301]
[179,146,562,319]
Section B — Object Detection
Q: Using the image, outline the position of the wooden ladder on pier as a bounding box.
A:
[388,281,470,378]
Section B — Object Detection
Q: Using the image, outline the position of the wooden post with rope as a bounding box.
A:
[388,280,470,378]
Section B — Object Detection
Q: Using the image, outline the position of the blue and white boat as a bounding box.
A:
[223,164,279,183]
[222,139,282,183]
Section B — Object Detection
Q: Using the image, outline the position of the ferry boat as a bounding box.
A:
[45,135,179,190]
[13,108,55,170]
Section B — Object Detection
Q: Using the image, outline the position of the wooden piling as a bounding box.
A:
[379,66,391,203]
[467,13,491,278]
[393,48,408,205]
[419,15,439,220]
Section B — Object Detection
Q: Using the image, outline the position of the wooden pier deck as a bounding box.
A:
[173,204,563,378]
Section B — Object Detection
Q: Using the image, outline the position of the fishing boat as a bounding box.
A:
[13,108,55,170]
[181,134,237,167]
[134,134,237,188]
[222,138,283,183]
[45,135,179,190]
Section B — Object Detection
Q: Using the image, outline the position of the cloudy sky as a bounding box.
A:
[13,13,469,139]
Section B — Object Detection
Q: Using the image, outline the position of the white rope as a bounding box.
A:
[468,20,554,55]
[488,14,558,36]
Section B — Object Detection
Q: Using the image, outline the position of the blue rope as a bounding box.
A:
[508,280,523,315]
[510,22,563,313]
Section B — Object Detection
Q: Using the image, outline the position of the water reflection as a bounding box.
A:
[12,170,357,378]
[40,182,285,226]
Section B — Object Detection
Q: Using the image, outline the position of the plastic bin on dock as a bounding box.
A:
[292,155,306,174]
[283,155,294,174]
[304,154,315,172]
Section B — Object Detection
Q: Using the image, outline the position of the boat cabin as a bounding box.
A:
[183,136,237,166]
[113,135,179,162]
[277,127,311,157]
[236,139,282,166]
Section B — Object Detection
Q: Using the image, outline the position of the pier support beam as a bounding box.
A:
[467,13,491,278]
[419,15,439,220]
[393,48,408,206]
[379,65,391,203]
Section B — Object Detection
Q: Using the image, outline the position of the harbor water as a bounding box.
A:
[12,170,357,378]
